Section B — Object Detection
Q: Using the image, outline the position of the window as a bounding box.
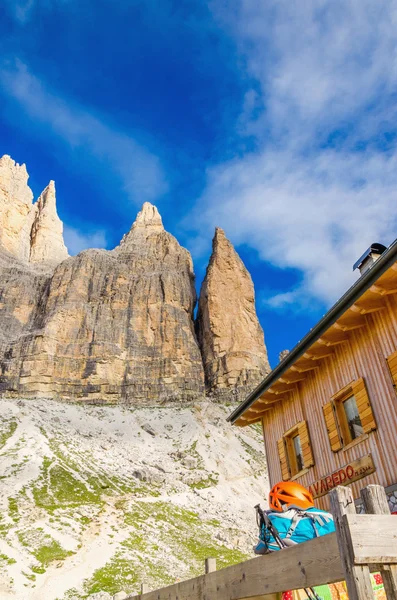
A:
[284,428,303,477]
[323,378,376,452]
[292,434,304,472]
[277,421,314,480]
[342,395,364,441]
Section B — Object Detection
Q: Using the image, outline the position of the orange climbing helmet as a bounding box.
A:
[268,481,314,512]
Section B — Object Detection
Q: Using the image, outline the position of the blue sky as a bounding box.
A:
[2,1,397,367]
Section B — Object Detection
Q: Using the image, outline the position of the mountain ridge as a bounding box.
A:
[0,154,270,403]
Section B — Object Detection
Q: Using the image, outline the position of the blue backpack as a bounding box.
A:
[254,507,335,554]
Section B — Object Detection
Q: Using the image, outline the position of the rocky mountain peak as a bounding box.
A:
[197,228,270,401]
[214,226,226,240]
[0,154,29,179]
[134,201,164,231]
[115,202,165,251]
[29,180,69,265]
[0,155,68,266]
[0,154,34,260]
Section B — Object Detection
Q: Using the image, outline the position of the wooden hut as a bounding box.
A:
[228,241,397,511]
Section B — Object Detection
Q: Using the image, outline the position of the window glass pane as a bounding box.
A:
[343,395,364,440]
[293,434,303,471]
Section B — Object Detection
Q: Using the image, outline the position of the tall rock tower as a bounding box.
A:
[197,228,270,401]
[29,181,69,265]
[0,155,68,266]
[0,155,35,261]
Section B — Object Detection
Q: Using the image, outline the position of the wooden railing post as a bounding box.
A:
[205,558,217,574]
[140,583,149,594]
[330,485,374,600]
[361,484,397,599]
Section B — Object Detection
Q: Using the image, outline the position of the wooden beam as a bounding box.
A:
[370,284,397,296]
[246,408,273,420]
[350,302,385,315]
[318,334,348,346]
[268,382,298,394]
[279,373,306,384]
[205,558,217,574]
[256,396,279,405]
[264,388,293,398]
[303,347,334,360]
[247,406,273,414]
[238,415,262,425]
[126,533,344,600]
[361,484,397,598]
[330,486,374,600]
[333,321,365,332]
[343,514,397,564]
[290,362,319,373]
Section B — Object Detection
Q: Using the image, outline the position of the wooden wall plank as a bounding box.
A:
[260,294,397,508]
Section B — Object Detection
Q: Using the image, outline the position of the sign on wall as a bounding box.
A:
[308,454,376,499]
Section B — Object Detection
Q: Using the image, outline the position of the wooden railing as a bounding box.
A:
[126,484,397,600]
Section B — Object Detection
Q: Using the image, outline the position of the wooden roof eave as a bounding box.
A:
[228,244,397,426]
[242,282,392,418]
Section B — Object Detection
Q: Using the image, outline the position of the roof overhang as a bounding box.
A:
[228,238,397,427]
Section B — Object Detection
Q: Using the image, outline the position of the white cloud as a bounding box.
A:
[0,60,167,205]
[211,0,397,139]
[63,226,107,256]
[191,1,397,308]
[192,147,397,305]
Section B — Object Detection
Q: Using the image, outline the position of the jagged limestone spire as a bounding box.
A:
[29,180,69,265]
[0,154,35,261]
[133,202,164,232]
[197,227,270,401]
[115,202,165,251]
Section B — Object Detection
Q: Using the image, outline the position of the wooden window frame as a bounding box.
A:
[280,421,314,479]
[332,383,364,446]
[283,425,304,478]
[327,378,376,451]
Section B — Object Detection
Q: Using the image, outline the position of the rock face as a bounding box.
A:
[0,155,69,266]
[29,181,69,265]
[197,228,270,401]
[0,155,35,261]
[0,202,205,402]
[0,155,270,404]
[279,349,290,362]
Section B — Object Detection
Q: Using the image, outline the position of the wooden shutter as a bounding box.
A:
[387,351,397,392]
[297,421,314,468]
[277,438,290,481]
[323,401,343,452]
[352,378,377,434]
